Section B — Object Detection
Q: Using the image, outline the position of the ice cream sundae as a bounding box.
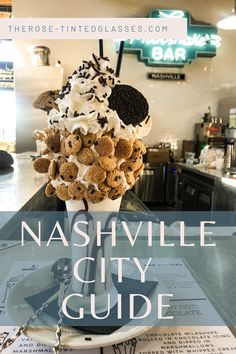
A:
[33,54,152,210]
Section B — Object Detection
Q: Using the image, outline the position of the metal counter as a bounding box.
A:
[176,163,236,211]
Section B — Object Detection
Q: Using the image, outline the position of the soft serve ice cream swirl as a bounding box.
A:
[48,54,152,139]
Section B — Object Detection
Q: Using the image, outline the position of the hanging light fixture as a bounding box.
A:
[217,0,236,30]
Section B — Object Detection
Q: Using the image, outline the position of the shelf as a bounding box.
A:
[0,86,14,90]
[0,79,14,83]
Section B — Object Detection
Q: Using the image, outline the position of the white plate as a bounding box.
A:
[6,263,166,349]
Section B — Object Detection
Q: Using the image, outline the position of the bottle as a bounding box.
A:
[55,60,62,68]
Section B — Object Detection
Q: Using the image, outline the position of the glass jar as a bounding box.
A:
[31,46,50,66]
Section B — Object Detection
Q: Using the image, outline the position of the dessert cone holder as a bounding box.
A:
[65,198,121,314]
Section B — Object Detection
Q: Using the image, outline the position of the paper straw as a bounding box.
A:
[115,40,125,77]
[99,39,104,57]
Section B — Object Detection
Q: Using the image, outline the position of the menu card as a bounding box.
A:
[0,326,98,353]
[104,259,236,354]
[0,261,89,353]
[107,327,236,354]
[0,260,236,353]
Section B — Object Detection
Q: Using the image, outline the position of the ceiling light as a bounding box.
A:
[217,0,236,30]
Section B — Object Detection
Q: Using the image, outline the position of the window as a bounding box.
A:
[0,40,15,151]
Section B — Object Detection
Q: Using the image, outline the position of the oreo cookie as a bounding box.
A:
[108,84,149,126]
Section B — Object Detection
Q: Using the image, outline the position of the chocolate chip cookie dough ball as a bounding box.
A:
[60,139,70,158]
[86,164,106,184]
[57,156,67,168]
[33,157,50,173]
[45,133,61,153]
[125,171,136,186]
[65,134,82,154]
[115,139,133,159]
[61,129,71,138]
[86,185,105,204]
[129,155,143,166]
[120,156,143,173]
[59,162,78,182]
[108,184,126,200]
[42,148,50,155]
[107,168,123,188]
[68,181,86,200]
[98,181,111,194]
[44,127,55,136]
[134,163,145,178]
[80,132,97,147]
[56,184,71,201]
[99,155,117,171]
[94,136,115,156]
[45,182,56,197]
[120,160,137,173]
[33,90,60,113]
[77,147,94,165]
[131,139,146,158]
[48,160,58,180]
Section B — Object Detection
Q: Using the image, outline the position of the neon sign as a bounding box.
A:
[123,10,221,67]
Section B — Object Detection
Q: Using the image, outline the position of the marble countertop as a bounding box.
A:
[176,162,224,180]
[0,154,149,213]
[0,154,47,212]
